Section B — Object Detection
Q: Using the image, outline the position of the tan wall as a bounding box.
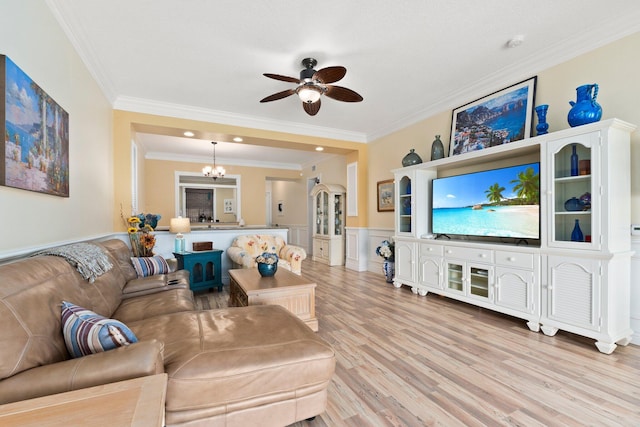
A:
[144,159,302,227]
[271,180,307,225]
[0,2,113,256]
[367,31,640,229]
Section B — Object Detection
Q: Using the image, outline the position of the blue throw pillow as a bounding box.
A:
[130,256,169,277]
[61,301,138,358]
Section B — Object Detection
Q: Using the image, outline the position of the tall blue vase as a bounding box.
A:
[570,144,579,176]
[535,104,549,135]
[568,84,602,127]
[383,260,395,283]
[571,219,584,242]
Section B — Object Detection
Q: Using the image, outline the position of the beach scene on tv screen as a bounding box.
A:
[432,163,540,239]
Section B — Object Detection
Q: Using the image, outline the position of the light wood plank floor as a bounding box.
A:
[196,260,640,427]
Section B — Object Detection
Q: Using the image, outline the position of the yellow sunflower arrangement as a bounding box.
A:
[126,216,156,257]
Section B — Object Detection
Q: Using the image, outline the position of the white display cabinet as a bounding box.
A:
[310,183,345,266]
[390,119,635,353]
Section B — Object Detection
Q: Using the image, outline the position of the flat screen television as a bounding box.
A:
[431,162,540,240]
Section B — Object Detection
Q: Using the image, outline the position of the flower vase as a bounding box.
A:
[257,262,277,277]
[535,104,549,135]
[383,260,395,283]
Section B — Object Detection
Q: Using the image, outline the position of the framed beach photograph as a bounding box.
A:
[1,55,69,197]
[449,76,536,157]
[377,179,395,212]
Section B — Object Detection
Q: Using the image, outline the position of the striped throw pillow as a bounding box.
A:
[61,301,138,358]
[130,255,169,277]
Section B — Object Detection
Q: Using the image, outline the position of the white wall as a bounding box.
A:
[0,2,113,258]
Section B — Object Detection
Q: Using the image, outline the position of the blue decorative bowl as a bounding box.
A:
[564,197,582,212]
[257,262,277,277]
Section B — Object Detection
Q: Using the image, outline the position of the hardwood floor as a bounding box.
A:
[196,260,640,427]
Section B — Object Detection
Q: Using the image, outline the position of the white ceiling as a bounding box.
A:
[47,0,640,169]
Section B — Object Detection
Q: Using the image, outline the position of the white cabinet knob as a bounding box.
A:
[508,257,515,262]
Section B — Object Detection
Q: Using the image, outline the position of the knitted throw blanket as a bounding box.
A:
[35,243,113,283]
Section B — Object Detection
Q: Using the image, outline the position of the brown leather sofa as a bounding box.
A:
[0,239,335,426]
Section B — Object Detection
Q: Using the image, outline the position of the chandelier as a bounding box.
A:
[202,141,225,180]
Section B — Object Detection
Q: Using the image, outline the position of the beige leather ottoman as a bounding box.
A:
[129,305,335,426]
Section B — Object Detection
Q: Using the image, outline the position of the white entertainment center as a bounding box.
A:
[392,119,635,354]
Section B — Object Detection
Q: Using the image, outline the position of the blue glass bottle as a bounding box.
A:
[571,219,584,242]
[570,144,579,176]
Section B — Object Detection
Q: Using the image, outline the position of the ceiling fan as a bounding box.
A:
[260,58,363,116]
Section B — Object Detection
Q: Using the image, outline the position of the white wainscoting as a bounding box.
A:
[284,224,308,253]
[630,237,640,345]
[367,228,395,276]
[345,227,368,271]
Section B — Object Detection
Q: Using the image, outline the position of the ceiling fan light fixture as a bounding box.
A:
[298,86,322,104]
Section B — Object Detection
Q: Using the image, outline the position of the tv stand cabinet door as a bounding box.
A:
[394,240,417,287]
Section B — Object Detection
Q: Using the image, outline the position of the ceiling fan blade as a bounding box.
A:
[260,89,296,103]
[324,85,363,102]
[313,66,346,84]
[303,99,321,116]
[263,73,300,84]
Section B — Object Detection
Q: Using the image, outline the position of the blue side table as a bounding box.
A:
[173,249,223,292]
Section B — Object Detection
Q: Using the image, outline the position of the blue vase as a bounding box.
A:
[535,104,549,135]
[568,84,602,127]
[383,260,395,283]
[570,144,579,176]
[571,219,584,242]
[257,262,277,277]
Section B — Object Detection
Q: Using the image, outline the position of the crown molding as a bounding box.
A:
[46,0,118,103]
[114,96,368,143]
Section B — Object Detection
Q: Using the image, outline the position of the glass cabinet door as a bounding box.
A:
[446,262,464,292]
[468,265,491,299]
[315,192,323,235]
[398,175,412,234]
[548,133,600,250]
[333,194,343,235]
[321,191,328,235]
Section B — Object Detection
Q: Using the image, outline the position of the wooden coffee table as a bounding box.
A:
[229,268,318,331]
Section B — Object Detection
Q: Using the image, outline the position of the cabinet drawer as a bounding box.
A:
[420,242,443,256]
[444,246,493,262]
[495,250,535,270]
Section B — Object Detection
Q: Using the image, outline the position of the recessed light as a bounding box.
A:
[183,131,195,137]
[233,137,243,142]
[315,146,324,151]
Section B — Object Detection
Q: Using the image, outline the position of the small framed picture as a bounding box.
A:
[450,76,537,156]
[377,179,395,212]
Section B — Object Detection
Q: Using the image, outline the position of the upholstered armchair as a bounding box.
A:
[227,234,307,275]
